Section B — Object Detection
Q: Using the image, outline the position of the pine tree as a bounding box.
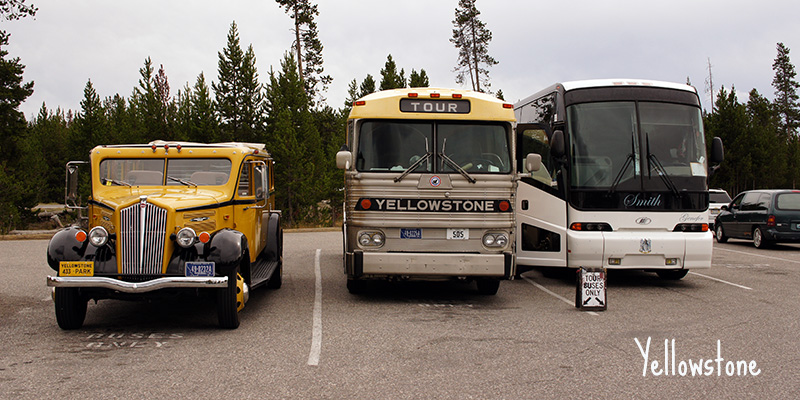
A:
[0,31,35,232]
[0,31,33,158]
[450,0,497,92]
[213,22,245,142]
[275,0,331,105]
[0,0,37,21]
[238,44,264,143]
[130,57,170,142]
[312,105,346,225]
[379,54,405,90]
[746,89,785,188]
[71,79,107,160]
[344,79,358,110]
[706,87,750,193]
[173,83,193,141]
[213,22,263,143]
[772,42,800,138]
[28,104,69,202]
[104,94,132,144]
[190,72,220,143]
[264,53,321,225]
[409,69,430,88]
[359,74,376,98]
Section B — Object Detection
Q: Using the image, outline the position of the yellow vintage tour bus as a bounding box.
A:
[46,141,283,329]
[336,88,540,295]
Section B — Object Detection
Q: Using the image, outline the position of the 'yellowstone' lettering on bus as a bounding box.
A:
[355,198,512,213]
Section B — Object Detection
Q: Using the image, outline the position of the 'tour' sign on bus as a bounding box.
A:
[399,99,471,114]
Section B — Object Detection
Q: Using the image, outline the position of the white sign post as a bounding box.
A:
[576,267,607,311]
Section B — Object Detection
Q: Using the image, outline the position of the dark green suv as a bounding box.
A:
[715,189,800,248]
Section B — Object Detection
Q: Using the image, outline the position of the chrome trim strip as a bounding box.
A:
[139,195,147,272]
[46,276,228,293]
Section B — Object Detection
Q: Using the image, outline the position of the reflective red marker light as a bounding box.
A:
[198,231,211,243]
[360,199,372,210]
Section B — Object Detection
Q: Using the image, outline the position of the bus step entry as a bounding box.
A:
[576,267,607,311]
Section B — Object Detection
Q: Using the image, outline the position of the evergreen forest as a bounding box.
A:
[1,0,799,233]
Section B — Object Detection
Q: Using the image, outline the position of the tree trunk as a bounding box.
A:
[470,20,479,92]
[294,5,305,90]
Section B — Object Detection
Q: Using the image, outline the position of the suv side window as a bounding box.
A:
[740,192,761,211]
[756,193,772,211]
[729,193,744,210]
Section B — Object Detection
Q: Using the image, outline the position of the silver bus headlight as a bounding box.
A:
[482,232,508,248]
[357,231,385,248]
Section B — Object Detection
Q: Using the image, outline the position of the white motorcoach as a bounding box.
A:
[514,79,723,280]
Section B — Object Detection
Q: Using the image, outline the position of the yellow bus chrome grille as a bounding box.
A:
[120,200,167,275]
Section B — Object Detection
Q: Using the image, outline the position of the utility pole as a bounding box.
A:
[704,58,715,111]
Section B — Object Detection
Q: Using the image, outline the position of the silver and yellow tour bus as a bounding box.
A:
[336,88,540,295]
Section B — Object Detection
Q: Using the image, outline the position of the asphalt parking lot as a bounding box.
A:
[1,232,797,398]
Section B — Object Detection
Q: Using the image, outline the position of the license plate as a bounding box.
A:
[59,261,94,276]
[185,261,215,277]
[447,228,469,240]
[400,228,422,239]
[794,223,800,230]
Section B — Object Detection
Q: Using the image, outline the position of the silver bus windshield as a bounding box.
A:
[356,120,510,174]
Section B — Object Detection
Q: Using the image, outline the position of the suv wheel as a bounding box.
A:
[753,227,769,249]
[715,224,728,243]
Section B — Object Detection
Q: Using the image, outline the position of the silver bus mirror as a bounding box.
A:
[336,150,353,170]
[525,153,542,172]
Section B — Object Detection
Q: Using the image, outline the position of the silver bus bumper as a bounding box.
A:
[348,251,513,278]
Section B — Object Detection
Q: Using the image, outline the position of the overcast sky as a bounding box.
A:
[3,0,799,120]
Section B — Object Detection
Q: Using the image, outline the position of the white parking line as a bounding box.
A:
[688,271,753,290]
[520,275,598,316]
[307,249,323,366]
[715,246,800,264]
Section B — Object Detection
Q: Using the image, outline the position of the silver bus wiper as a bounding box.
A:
[439,138,476,184]
[439,152,476,183]
[394,152,432,183]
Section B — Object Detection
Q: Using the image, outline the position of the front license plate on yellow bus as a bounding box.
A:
[185,261,215,277]
[59,261,94,276]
